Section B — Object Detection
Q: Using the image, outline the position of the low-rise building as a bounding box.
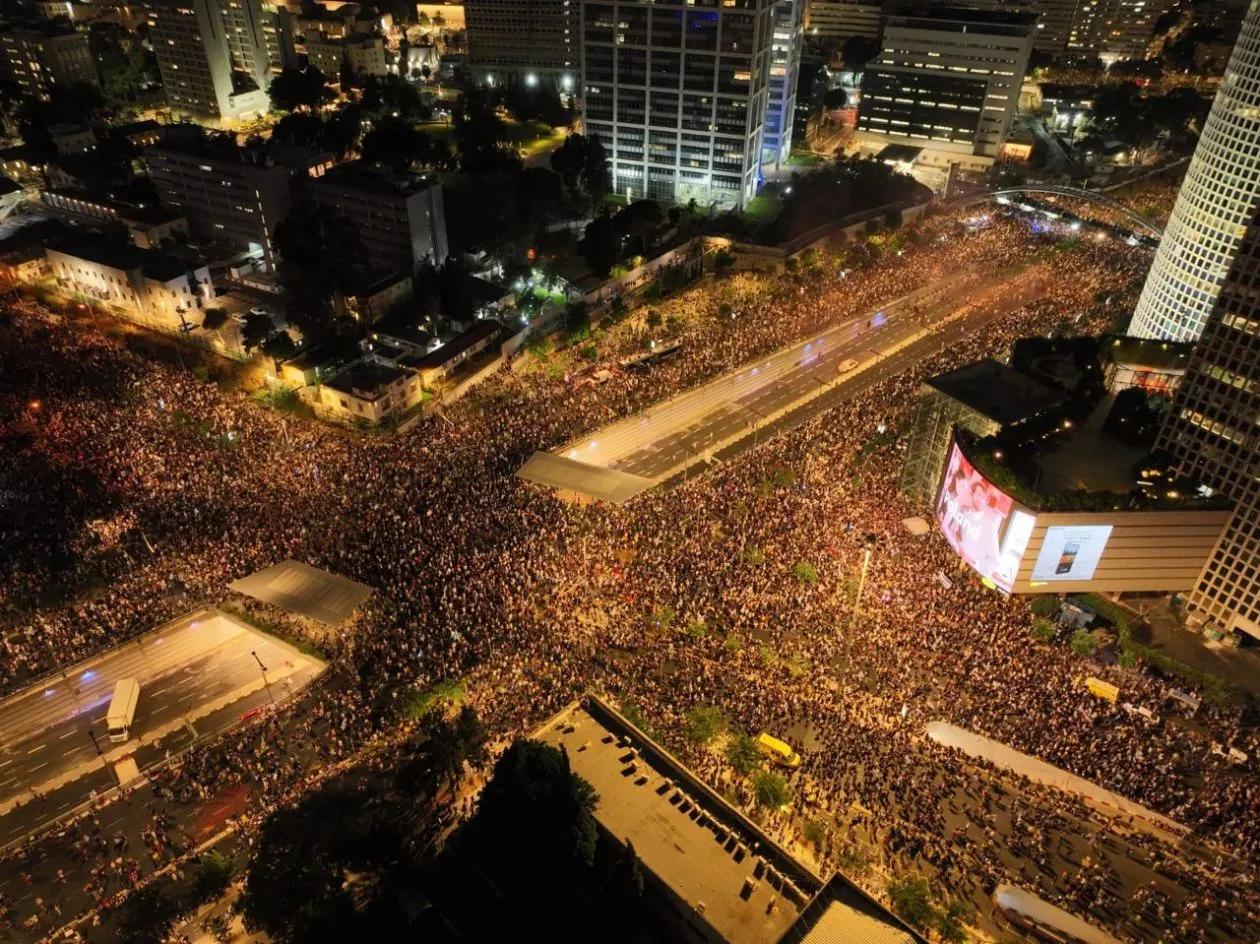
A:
[306,33,389,79]
[313,360,427,426]
[406,318,501,385]
[0,219,71,285]
[305,162,448,273]
[45,235,212,332]
[48,124,97,156]
[336,268,413,322]
[41,187,190,249]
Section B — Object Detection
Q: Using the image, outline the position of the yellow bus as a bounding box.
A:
[756,733,801,768]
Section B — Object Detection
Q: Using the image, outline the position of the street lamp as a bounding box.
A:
[252,650,275,705]
[86,727,118,785]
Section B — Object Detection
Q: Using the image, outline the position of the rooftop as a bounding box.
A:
[48,235,193,282]
[1099,334,1193,371]
[876,144,923,164]
[228,560,373,626]
[372,308,435,349]
[535,698,819,944]
[885,6,1039,31]
[409,319,501,368]
[323,360,408,399]
[781,875,923,944]
[926,359,1066,427]
[312,160,438,197]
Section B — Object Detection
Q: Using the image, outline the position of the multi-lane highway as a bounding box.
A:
[0,608,325,844]
[560,266,1047,482]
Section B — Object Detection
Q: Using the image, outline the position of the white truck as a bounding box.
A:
[106,678,140,743]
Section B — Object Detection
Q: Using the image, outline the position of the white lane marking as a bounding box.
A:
[29,762,47,772]
[26,744,43,755]
[59,728,77,740]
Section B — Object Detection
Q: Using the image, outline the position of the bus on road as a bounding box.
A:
[106,678,140,743]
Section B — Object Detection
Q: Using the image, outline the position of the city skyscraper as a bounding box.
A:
[1128,2,1260,343]
[1156,201,1260,642]
[763,0,805,169]
[580,0,774,209]
[144,0,283,121]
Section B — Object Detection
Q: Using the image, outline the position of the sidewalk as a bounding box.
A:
[1120,596,1260,699]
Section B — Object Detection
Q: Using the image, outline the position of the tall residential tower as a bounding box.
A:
[1128,1,1260,342]
[763,0,805,170]
[144,0,283,121]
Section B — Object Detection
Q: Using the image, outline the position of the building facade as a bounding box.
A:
[145,135,298,270]
[1157,205,1260,641]
[1128,2,1260,343]
[803,0,882,41]
[763,0,804,169]
[465,0,579,89]
[0,20,98,100]
[144,0,281,120]
[855,8,1035,172]
[581,0,774,210]
[306,163,449,272]
[1065,0,1169,62]
[46,237,212,333]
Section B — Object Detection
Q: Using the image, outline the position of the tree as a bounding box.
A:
[887,874,935,929]
[269,66,331,112]
[726,731,761,774]
[712,249,734,276]
[582,134,611,204]
[753,769,791,808]
[240,312,274,351]
[604,839,645,942]
[261,330,297,365]
[201,307,229,331]
[361,115,432,172]
[1032,619,1056,644]
[115,885,181,944]
[452,86,520,173]
[841,35,878,68]
[194,850,236,903]
[1070,629,1098,657]
[822,87,851,110]
[935,900,969,944]
[462,739,600,879]
[428,705,488,790]
[274,204,366,340]
[551,132,588,189]
[240,785,406,944]
[581,211,618,276]
[684,705,726,743]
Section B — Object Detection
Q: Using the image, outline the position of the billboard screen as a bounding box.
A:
[936,444,1034,591]
[1031,525,1113,582]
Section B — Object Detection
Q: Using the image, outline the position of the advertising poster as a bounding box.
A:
[935,445,1034,591]
[1031,525,1113,582]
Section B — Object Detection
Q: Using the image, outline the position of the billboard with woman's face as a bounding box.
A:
[935,444,1035,592]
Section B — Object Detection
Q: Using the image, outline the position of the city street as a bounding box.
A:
[0,609,325,846]
[562,265,1049,483]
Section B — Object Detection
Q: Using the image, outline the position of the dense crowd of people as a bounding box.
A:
[0,202,1256,942]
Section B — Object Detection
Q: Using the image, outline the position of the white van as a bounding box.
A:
[106,678,140,743]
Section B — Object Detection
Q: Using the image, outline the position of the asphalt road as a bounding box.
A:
[603,268,1043,481]
[0,609,324,845]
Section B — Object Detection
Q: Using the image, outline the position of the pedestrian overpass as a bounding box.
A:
[967,184,1163,239]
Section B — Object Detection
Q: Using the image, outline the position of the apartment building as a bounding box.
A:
[580,0,775,210]
[306,162,449,272]
[0,19,98,100]
[144,0,282,121]
[466,0,579,88]
[855,8,1035,173]
[145,131,300,269]
[305,34,389,80]
[1067,0,1170,62]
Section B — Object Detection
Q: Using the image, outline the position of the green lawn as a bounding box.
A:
[741,192,782,223]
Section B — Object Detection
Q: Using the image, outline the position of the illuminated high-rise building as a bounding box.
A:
[1157,202,1260,641]
[1128,1,1260,342]
[763,0,804,169]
